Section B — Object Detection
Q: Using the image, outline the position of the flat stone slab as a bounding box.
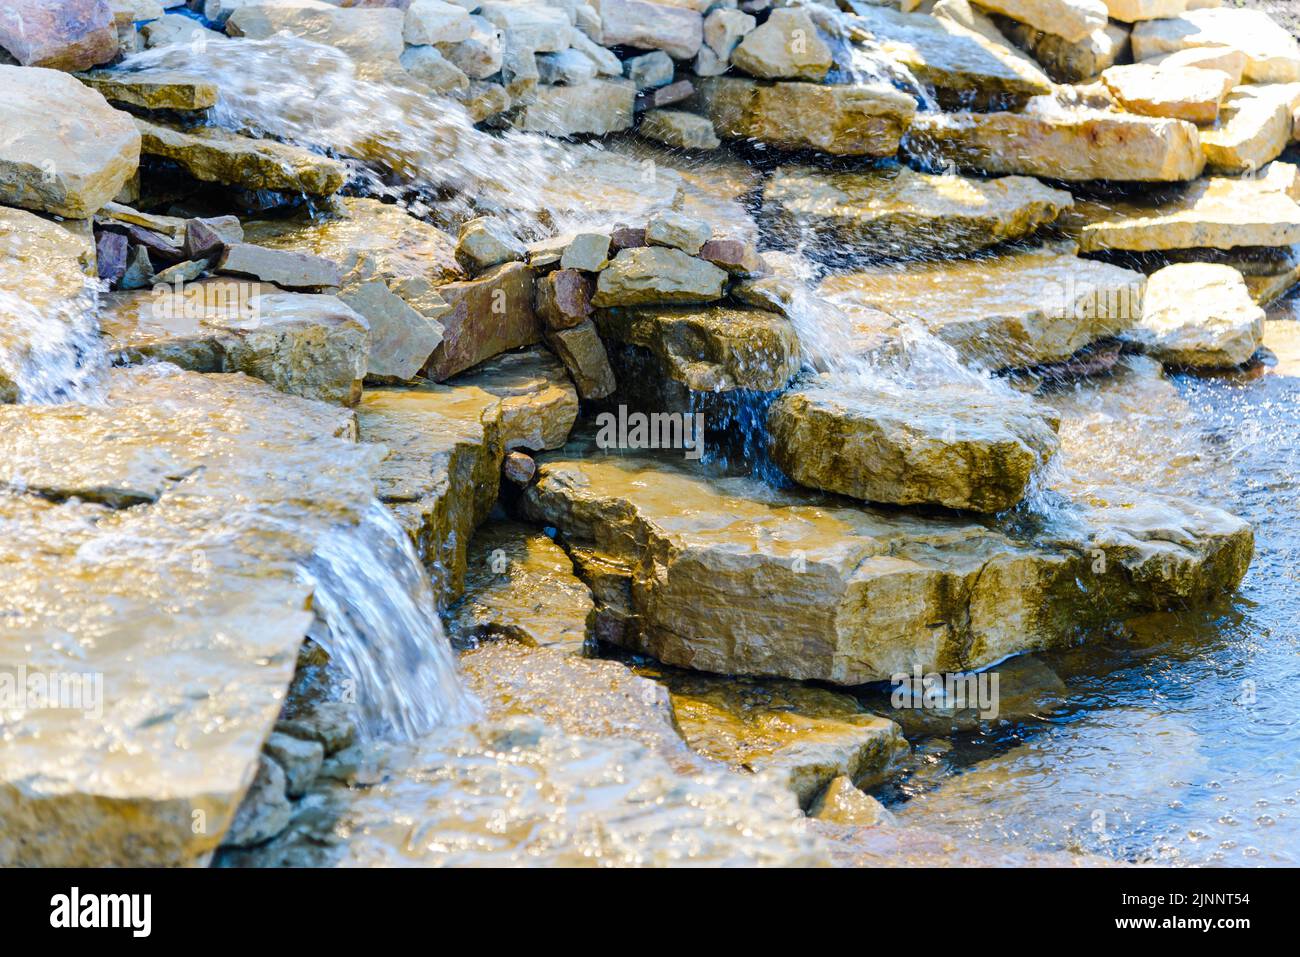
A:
[1101,63,1234,124]
[519,439,1252,684]
[0,366,374,865]
[592,247,728,307]
[0,65,140,219]
[972,0,1108,43]
[762,164,1072,258]
[1132,8,1300,84]
[990,13,1129,84]
[818,248,1147,370]
[0,0,118,70]
[1201,84,1300,174]
[768,376,1061,512]
[1126,262,1265,367]
[77,70,220,111]
[905,107,1205,182]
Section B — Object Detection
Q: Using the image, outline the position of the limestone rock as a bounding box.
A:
[538,48,598,85]
[226,0,406,79]
[762,164,1072,258]
[424,261,541,381]
[454,216,526,274]
[143,13,218,49]
[479,1,570,53]
[135,118,347,197]
[510,78,636,135]
[405,0,472,45]
[262,733,325,799]
[699,238,766,277]
[624,50,675,89]
[703,7,755,63]
[592,247,727,307]
[993,16,1129,84]
[77,70,219,111]
[1127,263,1264,367]
[818,249,1147,370]
[1102,0,1189,22]
[905,108,1205,182]
[809,776,897,826]
[221,755,291,848]
[0,0,118,70]
[400,45,471,92]
[337,280,443,382]
[0,66,140,219]
[503,450,536,484]
[599,0,703,60]
[216,244,343,291]
[645,211,711,255]
[972,0,1108,44]
[1148,46,1247,87]
[451,347,579,453]
[732,8,832,82]
[639,109,721,149]
[1101,63,1234,123]
[100,280,369,405]
[536,268,594,329]
[448,521,596,654]
[546,319,616,400]
[768,376,1061,512]
[698,76,916,157]
[440,16,504,79]
[560,233,611,272]
[1201,84,1300,174]
[1131,8,1300,84]
[519,441,1252,684]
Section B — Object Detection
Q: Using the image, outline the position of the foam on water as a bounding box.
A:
[0,280,107,405]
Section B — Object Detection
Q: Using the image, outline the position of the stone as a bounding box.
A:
[454,216,526,274]
[904,108,1205,182]
[510,78,636,135]
[452,347,579,453]
[100,280,369,405]
[0,66,140,219]
[76,70,219,111]
[1127,263,1264,367]
[637,78,694,110]
[971,0,1107,44]
[809,776,897,826]
[0,0,118,70]
[697,238,765,277]
[599,0,703,60]
[479,1,570,52]
[768,376,1061,512]
[185,216,244,261]
[698,76,916,157]
[135,119,347,197]
[454,80,511,122]
[645,211,711,256]
[338,280,443,382]
[221,755,291,848]
[1102,0,1189,21]
[536,267,595,330]
[703,7,754,61]
[643,667,906,806]
[520,441,1252,685]
[993,16,1130,84]
[639,108,721,149]
[440,16,504,79]
[818,249,1147,370]
[405,0,472,44]
[121,245,154,289]
[1074,170,1300,253]
[546,319,616,399]
[502,450,536,484]
[216,244,343,291]
[225,0,406,79]
[1200,84,1300,174]
[142,13,214,48]
[424,261,542,381]
[1131,8,1300,84]
[624,50,674,89]
[96,229,129,284]
[762,164,1072,259]
[1101,63,1234,123]
[1148,46,1247,87]
[594,303,800,393]
[855,5,1052,107]
[569,27,623,77]
[448,521,595,654]
[592,247,727,307]
[400,45,471,92]
[731,8,832,82]
[0,367,384,864]
[537,48,598,85]
[559,233,611,272]
[153,259,207,285]
[262,733,325,799]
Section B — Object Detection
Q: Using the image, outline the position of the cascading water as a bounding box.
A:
[0,280,107,405]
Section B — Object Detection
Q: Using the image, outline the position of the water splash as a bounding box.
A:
[0,280,107,405]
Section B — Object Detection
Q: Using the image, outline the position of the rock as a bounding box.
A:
[439,15,503,80]
[545,319,616,399]
[818,249,1146,370]
[768,376,1061,512]
[971,0,1107,44]
[142,13,217,48]
[993,15,1129,84]
[262,733,325,799]
[643,667,906,806]
[594,303,800,393]
[400,44,470,92]
[424,261,541,381]
[520,441,1252,684]
[599,0,703,60]
[225,0,406,79]
[592,247,727,307]
[905,108,1204,182]
[454,216,526,274]
[762,164,1072,259]
[698,238,765,277]
[448,521,595,654]
[404,0,472,45]
[1126,263,1264,367]
[221,755,291,848]
[698,76,917,157]
[537,48,598,85]
[0,0,118,70]
[559,233,610,272]
[624,50,675,89]
[809,776,897,826]
[1131,8,1300,84]
[1074,170,1300,253]
[0,367,383,864]
[216,244,343,291]
[0,66,140,219]
[536,268,594,329]
[153,259,207,285]
[121,245,154,289]
[502,450,536,484]
[338,280,443,383]
[185,216,244,260]
[100,280,369,405]
[453,79,511,122]
[637,78,694,110]
[96,229,129,284]
[731,8,832,82]
[1201,84,1300,174]
[452,347,578,453]
[1101,63,1234,123]
[135,118,347,197]
[76,70,219,111]
[1102,0,1188,21]
[1148,46,1247,87]
[510,78,636,135]
[639,108,720,149]
[855,6,1052,107]
[479,1,570,52]
[645,211,711,256]
[569,28,623,77]
[702,7,755,64]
